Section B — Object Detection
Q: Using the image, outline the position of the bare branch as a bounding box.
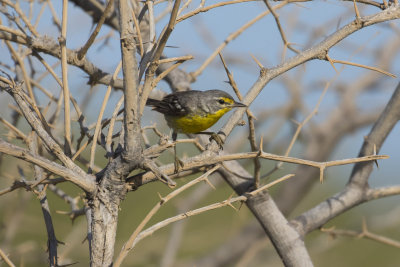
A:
[114,165,220,267]
[191,2,288,79]
[219,5,400,144]
[0,138,94,191]
[321,219,400,248]
[77,0,115,60]
[293,81,400,236]
[89,61,122,173]
[119,0,141,157]
[1,82,95,191]
[131,149,387,185]
[0,247,16,267]
[60,0,72,156]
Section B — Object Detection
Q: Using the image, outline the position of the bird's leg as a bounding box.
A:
[197,131,225,149]
[172,132,184,173]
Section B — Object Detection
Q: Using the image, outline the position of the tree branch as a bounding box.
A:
[292,81,400,237]
[0,138,94,192]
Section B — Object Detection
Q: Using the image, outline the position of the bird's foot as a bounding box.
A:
[209,131,225,150]
[174,156,184,173]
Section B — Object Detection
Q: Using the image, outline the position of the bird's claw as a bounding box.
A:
[209,132,225,150]
[174,156,184,173]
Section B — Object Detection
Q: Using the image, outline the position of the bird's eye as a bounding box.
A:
[218,99,225,105]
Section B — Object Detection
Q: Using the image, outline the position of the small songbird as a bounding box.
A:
[146,89,247,171]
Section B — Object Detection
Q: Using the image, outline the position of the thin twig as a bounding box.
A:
[191,1,287,78]
[152,57,193,88]
[28,133,58,266]
[139,0,182,114]
[0,247,16,267]
[127,173,293,255]
[77,0,115,60]
[329,58,396,78]
[31,51,83,119]
[132,150,388,184]
[0,25,26,38]
[89,61,122,173]
[142,159,177,187]
[131,8,144,57]
[263,0,300,55]
[4,41,38,110]
[0,117,27,141]
[2,0,39,37]
[151,0,182,63]
[60,0,72,156]
[106,95,124,156]
[176,0,258,23]
[46,0,61,30]
[33,1,47,29]
[147,0,156,54]
[218,52,260,186]
[273,72,334,173]
[321,219,400,249]
[114,165,220,267]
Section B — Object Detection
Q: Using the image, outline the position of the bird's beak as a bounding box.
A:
[232,101,247,108]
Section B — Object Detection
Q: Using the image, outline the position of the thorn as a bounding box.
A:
[250,54,264,69]
[218,52,229,72]
[373,144,379,168]
[319,166,325,183]
[290,118,300,126]
[225,193,238,211]
[326,54,338,74]
[227,201,238,211]
[374,160,379,169]
[322,226,336,231]
[204,177,216,190]
[361,217,368,233]
[353,0,361,20]
[56,210,69,215]
[259,135,264,152]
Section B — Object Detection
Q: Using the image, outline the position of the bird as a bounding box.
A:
[146,89,247,171]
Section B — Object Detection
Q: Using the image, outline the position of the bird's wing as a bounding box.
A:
[146,94,188,116]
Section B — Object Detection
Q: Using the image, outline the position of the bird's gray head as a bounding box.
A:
[201,90,246,114]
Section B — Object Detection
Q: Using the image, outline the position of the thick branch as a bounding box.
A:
[29,135,58,266]
[2,82,96,192]
[0,32,123,89]
[119,0,141,157]
[292,81,400,237]
[219,5,400,142]
[0,138,94,191]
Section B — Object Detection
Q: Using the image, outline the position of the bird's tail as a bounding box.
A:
[146,98,161,107]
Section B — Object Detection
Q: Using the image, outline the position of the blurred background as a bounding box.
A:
[0,0,400,266]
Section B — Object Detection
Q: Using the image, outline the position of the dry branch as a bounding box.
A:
[1,82,95,192]
[0,138,94,191]
[293,81,400,237]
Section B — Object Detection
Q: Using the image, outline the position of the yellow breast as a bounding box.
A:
[166,108,232,133]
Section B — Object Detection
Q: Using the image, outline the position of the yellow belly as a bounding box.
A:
[166,108,231,133]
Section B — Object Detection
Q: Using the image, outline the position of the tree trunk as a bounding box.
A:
[89,176,126,267]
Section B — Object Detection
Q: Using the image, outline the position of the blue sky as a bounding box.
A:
[1,0,399,188]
